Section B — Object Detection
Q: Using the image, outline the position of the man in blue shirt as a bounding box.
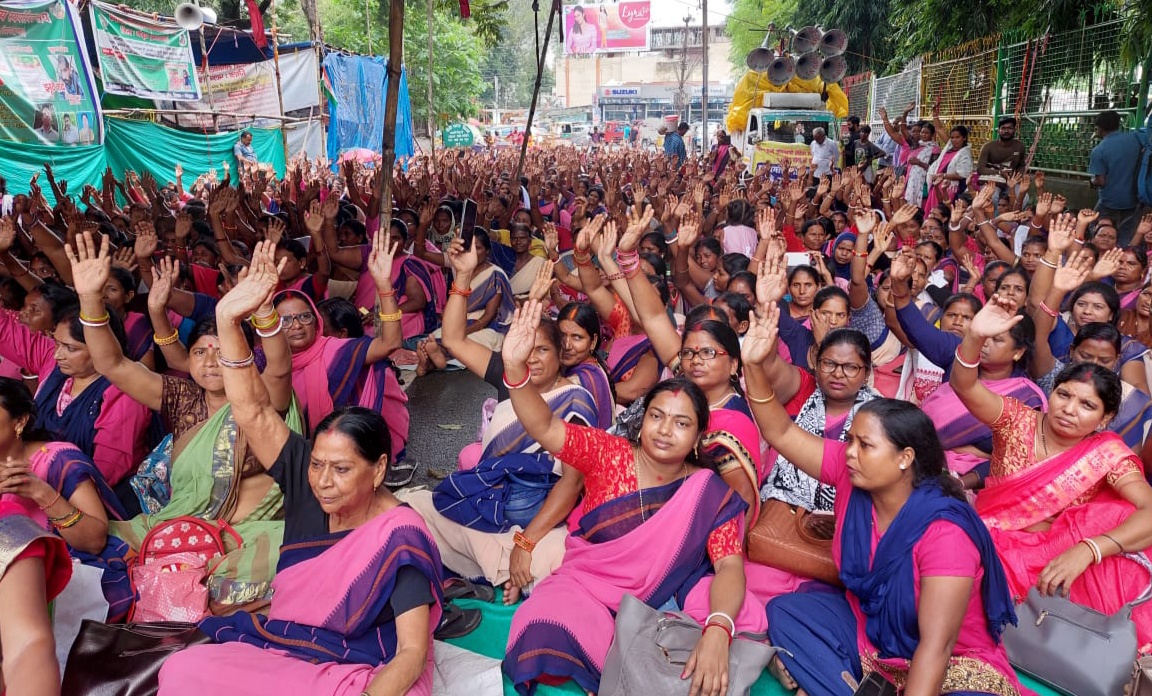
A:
[664,122,689,165]
[1088,110,1142,245]
[233,131,257,169]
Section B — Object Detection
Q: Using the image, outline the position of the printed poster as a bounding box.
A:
[562,0,650,56]
[160,61,280,129]
[89,1,200,101]
[0,0,102,145]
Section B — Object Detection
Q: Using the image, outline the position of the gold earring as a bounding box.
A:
[15,426,23,440]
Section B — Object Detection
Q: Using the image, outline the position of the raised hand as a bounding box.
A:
[741,300,779,366]
[446,236,479,277]
[148,256,179,314]
[64,231,112,298]
[265,216,287,246]
[217,245,286,323]
[527,258,555,302]
[872,222,895,253]
[367,224,400,293]
[1092,247,1124,280]
[969,293,1024,339]
[542,222,559,257]
[889,203,919,227]
[889,247,917,282]
[1139,212,1152,245]
[111,246,138,273]
[502,300,544,368]
[854,208,878,237]
[620,205,654,252]
[1046,212,1077,253]
[576,213,606,252]
[677,208,702,250]
[134,220,159,258]
[1035,192,1053,218]
[756,253,788,306]
[1052,248,1093,293]
[756,207,777,240]
[0,218,15,255]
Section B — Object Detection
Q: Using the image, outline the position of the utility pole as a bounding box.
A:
[700,0,708,133]
[494,75,500,125]
[427,0,434,155]
[678,13,691,123]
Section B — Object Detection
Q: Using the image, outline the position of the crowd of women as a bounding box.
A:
[0,118,1151,696]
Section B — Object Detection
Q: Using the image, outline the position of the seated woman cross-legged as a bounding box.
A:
[952,293,1152,645]
[743,303,1028,696]
[159,233,443,696]
[500,300,764,696]
[402,237,597,605]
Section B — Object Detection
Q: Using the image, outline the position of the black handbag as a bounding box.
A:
[61,620,211,696]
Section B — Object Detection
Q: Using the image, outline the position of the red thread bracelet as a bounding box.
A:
[704,622,734,645]
[502,370,531,390]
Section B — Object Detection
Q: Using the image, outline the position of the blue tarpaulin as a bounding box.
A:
[323,54,414,165]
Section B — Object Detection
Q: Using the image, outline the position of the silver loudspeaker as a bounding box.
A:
[792,26,822,55]
[818,29,848,57]
[767,54,796,87]
[795,52,821,80]
[745,36,774,72]
[818,55,848,83]
[176,2,216,30]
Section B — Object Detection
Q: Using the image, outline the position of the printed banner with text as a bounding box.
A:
[0,0,102,145]
[89,1,200,101]
[561,0,650,56]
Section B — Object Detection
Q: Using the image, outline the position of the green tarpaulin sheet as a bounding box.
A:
[0,117,285,204]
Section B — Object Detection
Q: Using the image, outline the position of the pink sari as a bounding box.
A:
[977,432,1152,642]
[923,148,959,212]
[277,291,409,459]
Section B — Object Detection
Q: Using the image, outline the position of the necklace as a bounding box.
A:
[708,389,735,410]
[635,456,688,522]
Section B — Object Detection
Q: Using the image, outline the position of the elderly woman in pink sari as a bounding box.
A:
[273,234,408,457]
[159,244,442,696]
[953,295,1152,644]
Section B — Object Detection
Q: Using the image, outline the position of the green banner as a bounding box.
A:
[0,0,101,145]
[89,1,200,101]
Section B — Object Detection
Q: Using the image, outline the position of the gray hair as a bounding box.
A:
[812,127,826,137]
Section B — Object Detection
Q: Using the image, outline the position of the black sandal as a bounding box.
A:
[434,603,483,640]
[442,577,496,603]
[383,460,419,488]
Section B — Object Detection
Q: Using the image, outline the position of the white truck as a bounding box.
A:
[729,92,839,179]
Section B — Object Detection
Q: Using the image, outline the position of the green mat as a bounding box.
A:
[445,593,1061,696]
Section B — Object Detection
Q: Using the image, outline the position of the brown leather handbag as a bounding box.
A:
[746,499,842,587]
[61,620,211,696]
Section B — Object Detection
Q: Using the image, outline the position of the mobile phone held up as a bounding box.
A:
[459,198,478,249]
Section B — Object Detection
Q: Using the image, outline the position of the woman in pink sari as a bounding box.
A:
[273,234,408,458]
[924,126,973,213]
[953,294,1152,643]
[159,260,441,696]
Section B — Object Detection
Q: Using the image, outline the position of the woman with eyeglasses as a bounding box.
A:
[66,237,303,619]
[273,232,408,461]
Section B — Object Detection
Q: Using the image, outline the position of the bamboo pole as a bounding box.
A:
[427,0,435,158]
[378,0,405,240]
[514,0,559,182]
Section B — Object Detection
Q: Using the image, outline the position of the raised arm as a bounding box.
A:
[66,232,164,411]
[502,300,568,454]
[1027,212,1075,314]
[362,227,404,364]
[573,214,617,319]
[215,252,292,470]
[245,241,294,412]
[146,260,190,373]
[439,236,500,377]
[1031,248,1093,380]
[741,303,826,478]
[950,294,1023,426]
[619,207,682,366]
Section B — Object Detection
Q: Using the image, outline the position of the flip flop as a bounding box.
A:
[442,577,496,603]
[383,460,418,488]
[434,603,483,640]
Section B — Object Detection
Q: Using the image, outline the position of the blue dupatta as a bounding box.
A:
[566,361,614,429]
[840,479,1017,660]
[34,369,111,456]
[467,265,515,336]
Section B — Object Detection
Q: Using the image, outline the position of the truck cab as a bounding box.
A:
[732,92,838,179]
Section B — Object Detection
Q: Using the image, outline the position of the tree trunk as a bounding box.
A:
[379,0,405,240]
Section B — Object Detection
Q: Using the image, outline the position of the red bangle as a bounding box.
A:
[449,284,473,298]
[704,622,734,645]
[852,250,869,258]
[502,370,531,390]
[1038,301,1059,318]
[378,289,396,299]
[513,531,536,552]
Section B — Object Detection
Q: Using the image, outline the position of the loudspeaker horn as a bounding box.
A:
[175,2,204,29]
[817,29,848,57]
[200,6,217,23]
[795,52,821,80]
[767,54,796,87]
[745,36,774,72]
[818,55,848,83]
[792,26,822,55]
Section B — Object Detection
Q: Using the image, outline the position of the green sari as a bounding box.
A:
[109,399,304,607]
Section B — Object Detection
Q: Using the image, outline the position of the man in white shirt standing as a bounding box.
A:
[809,127,840,179]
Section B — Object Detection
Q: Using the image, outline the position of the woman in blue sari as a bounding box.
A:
[742,304,1028,696]
[160,243,443,696]
[422,232,515,357]
[406,236,597,604]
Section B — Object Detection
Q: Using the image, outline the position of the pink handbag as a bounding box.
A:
[129,552,209,622]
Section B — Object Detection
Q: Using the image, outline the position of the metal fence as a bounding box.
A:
[845,19,1143,177]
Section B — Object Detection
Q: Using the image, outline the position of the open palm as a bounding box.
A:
[742,303,779,366]
[65,231,111,297]
[969,294,1023,339]
[502,300,543,368]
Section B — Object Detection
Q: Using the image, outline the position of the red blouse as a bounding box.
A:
[556,423,742,563]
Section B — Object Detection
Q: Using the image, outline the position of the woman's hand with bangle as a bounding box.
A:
[1036,542,1095,597]
[367,227,399,294]
[683,625,730,695]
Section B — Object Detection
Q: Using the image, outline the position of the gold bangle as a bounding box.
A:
[52,508,83,530]
[249,312,280,330]
[378,310,403,323]
[79,310,110,324]
[746,391,776,405]
[153,329,180,346]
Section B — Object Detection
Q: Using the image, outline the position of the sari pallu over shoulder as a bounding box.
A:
[503,472,757,696]
[465,264,515,335]
[565,361,614,429]
[2,442,126,530]
[198,505,444,666]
